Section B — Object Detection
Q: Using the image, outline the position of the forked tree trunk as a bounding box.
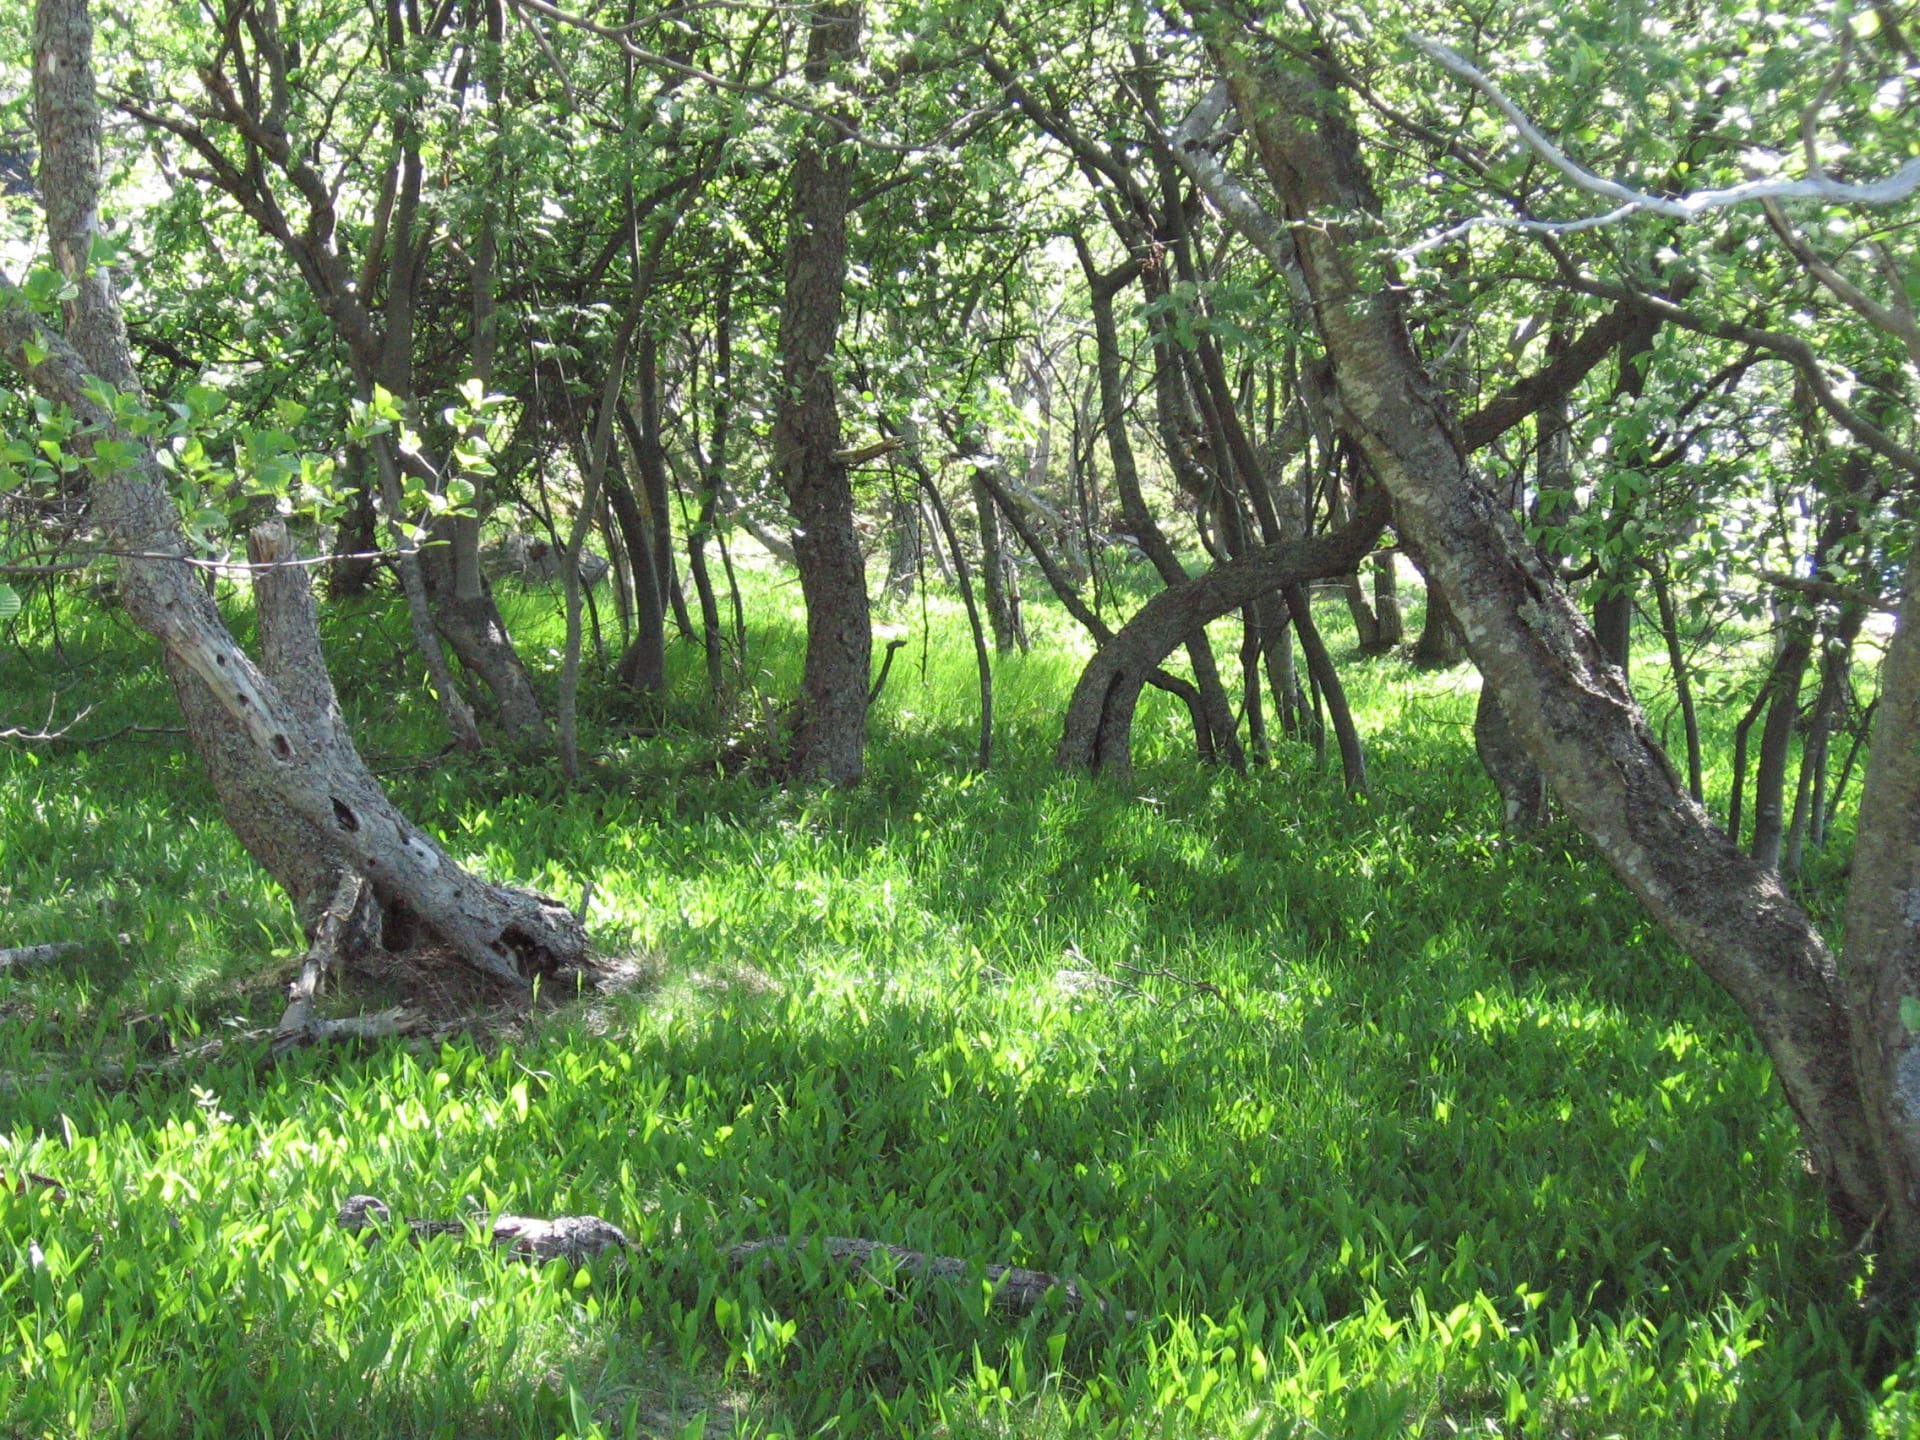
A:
[774,1,871,785]
[10,0,584,988]
[1199,19,1917,1261]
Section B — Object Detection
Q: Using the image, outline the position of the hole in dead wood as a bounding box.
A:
[330,798,359,832]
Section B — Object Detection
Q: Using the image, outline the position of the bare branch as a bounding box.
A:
[1762,197,1920,372]
[1409,35,1920,231]
[1164,80,1306,297]
[1759,569,1895,613]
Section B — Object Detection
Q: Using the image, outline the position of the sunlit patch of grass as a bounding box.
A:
[0,572,1902,1436]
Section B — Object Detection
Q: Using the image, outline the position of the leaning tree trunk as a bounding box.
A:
[970,467,1027,654]
[1197,18,1909,1259]
[773,1,871,785]
[11,0,584,990]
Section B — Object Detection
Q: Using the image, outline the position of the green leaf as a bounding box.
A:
[1901,996,1920,1035]
[0,582,19,623]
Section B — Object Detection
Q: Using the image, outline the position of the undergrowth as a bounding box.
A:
[0,570,1909,1437]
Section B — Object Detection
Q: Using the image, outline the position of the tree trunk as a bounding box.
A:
[1077,236,1243,768]
[12,0,584,988]
[1058,493,1387,775]
[1199,22,1905,1256]
[1370,553,1405,649]
[605,450,668,693]
[884,485,921,602]
[1589,317,1661,680]
[370,438,484,752]
[773,2,870,785]
[971,468,1026,653]
[1751,627,1814,872]
[1411,581,1465,667]
[1475,687,1549,831]
[1794,602,1867,868]
[328,448,380,599]
[1648,566,1706,803]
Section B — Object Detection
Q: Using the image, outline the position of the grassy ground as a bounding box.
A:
[0,569,1910,1437]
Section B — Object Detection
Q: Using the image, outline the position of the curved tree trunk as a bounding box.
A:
[10,0,584,988]
[1078,237,1244,768]
[1058,492,1388,775]
[1198,20,1908,1256]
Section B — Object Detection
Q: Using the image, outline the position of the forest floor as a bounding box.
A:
[0,573,1907,1437]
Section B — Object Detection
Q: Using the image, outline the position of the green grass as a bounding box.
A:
[0,571,1912,1437]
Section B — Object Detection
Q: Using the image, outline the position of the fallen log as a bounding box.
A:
[330,1197,1133,1320]
[337,1194,633,1266]
[0,941,86,969]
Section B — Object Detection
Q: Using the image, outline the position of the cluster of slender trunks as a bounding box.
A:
[13,0,1920,1293]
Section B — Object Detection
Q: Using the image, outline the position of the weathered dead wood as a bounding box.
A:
[337,1194,632,1266]
[298,1009,418,1045]
[329,1195,1131,1318]
[273,873,367,1053]
[0,942,86,969]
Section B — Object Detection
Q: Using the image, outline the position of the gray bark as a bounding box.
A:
[1199,20,1897,1252]
[7,0,584,987]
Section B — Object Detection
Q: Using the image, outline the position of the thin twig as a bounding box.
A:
[1114,960,1240,1017]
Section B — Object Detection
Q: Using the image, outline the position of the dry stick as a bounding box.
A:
[273,873,368,1054]
[1114,960,1241,1018]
